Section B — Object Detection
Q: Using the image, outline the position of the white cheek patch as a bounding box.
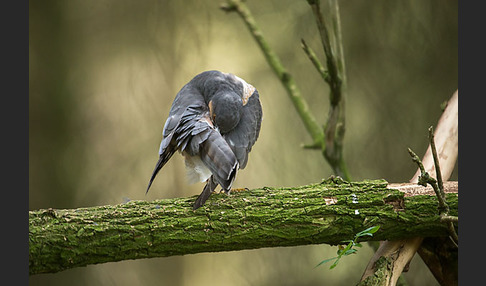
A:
[225,73,256,106]
[242,83,256,106]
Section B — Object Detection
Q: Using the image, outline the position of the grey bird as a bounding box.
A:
[146,70,263,210]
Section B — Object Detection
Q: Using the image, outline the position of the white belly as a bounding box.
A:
[183,153,212,184]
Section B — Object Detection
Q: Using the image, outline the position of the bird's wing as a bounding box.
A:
[199,130,239,190]
[224,89,263,169]
[173,105,239,190]
[148,94,239,192]
[147,85,208,193]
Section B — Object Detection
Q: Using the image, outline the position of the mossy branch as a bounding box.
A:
[362,91,459,286]
[408,127,458,246]
[30,179,457,275]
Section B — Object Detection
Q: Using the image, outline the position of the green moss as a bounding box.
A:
[359,256,392,286]
[29,179,457,275]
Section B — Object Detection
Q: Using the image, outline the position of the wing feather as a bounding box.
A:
[224,90,262,168]
[200,130,239,190]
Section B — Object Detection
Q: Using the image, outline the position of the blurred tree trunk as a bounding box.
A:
[29,1,79,208]
[29,179,457,275]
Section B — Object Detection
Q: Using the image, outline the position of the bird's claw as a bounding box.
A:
[226,187,249,195]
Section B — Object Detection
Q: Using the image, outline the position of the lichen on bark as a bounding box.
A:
[29,179,457,275]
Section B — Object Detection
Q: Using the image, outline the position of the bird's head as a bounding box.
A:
[209,91,242,133]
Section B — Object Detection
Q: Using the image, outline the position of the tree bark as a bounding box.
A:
[360,90,458,286]
[29,179,457,275]
[359,238,423,286]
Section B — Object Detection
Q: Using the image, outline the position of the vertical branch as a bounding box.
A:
[411,90,458,182]
[427,127,457,245]
[328,0,347,84]
[221,0,350,180]
[428,127,445,199]
[361,91,459,285]
[221,0,324,146]
[306,0,349,180]
[408,144,458,245]
[307,0,342,104]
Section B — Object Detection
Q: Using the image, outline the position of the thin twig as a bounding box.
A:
[221,0,324,147]
[425,127,449,214]
[304,0,350,180]
[440,215,458,224]
[427,126,457,245]
[328,0,346,84]
[446,224,459,247]
[428,127,445,201]
[408,142,457,246]
[408,148,448,212]
[307,0,341,105]
[407,148,427,177]
[411,91,458,182]
[222,0,353,180]
[301,39,330,83]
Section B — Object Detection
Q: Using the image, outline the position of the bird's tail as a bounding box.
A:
[146,151,174,194]
[193,176,218,210]
[199,131,239,191]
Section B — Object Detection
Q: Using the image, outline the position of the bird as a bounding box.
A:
[146,70,263,210]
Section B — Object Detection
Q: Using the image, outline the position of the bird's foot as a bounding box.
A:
[228,187,249,194]
[219,188,249,196]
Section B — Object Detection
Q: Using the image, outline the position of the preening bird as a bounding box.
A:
[146,70,263,210]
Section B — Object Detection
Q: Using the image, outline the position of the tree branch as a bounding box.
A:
[410,90,458,182]
[305,0,349,179]
[29,179,457,275]
[221,0,324,146]
[222,0,350,180]
[408,147,458,246]
[360,90,459,286]
[301,39,330,83]
[359,238,424,286]
[307,0,342,105]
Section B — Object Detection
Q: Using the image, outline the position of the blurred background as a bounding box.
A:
[29,0,457,285]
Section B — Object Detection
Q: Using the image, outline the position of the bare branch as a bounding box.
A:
[304,0,350,180]
[301,39,330,83]
[361,90,459,285]
[411,90,458,182]
[222,0,350,180]
[221,0,324,146]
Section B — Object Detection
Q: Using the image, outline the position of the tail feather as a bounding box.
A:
[200,131,239,191]
[193,176,218,210]
[146,150,174,194]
